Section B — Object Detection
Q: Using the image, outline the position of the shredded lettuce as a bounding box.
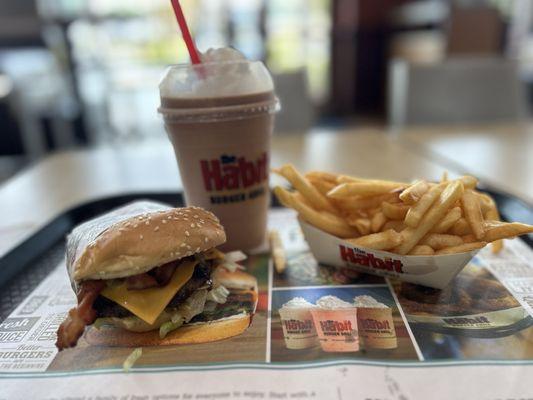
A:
[159,290,208,338]
[159,320,183,339]
[206,285,229,304]
[93,318,108,330]
[181,289,207,322]
[224,251,247,263]
[218,260,244,272]
[123,347,142,372]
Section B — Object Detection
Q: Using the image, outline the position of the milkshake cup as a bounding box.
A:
[158,48,279,251]
[354,295,397,349]
[278,297,319,350]
[311,296,359,352]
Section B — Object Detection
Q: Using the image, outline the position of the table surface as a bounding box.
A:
[1,123,532,257]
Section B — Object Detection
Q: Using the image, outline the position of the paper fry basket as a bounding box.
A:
[299,220,481,289]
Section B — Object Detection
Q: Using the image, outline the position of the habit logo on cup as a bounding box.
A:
[319,320,355,338]
[360,318,391,330]
[200,153,268,205]
[283,319,314,333]
[339,245,404,274]
[311,296,359,352]
[279,297,319,350]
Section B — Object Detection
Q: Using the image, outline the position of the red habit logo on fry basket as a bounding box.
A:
[339,245,404,273]
[200,153,268,191]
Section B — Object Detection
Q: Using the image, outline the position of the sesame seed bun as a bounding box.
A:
[71,206,226,282]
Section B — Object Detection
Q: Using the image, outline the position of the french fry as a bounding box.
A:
[328,181,404,198]
[273,186,358,238]
[399,180,429,204]
[308,177,336,197]
[305,171,339,184]
[371,211,387,233]
[435,242,487,255]
[441,171,448,182]
[461,189,485,240]
[450,218,472,235]
[473,192,496,215]
[294,192,312,207]
[274,164,336,213]
[421,234,463,250]
[347,216,371,235]
[483,221,533,242]
[459,175,478,189]
[404,183,446,227]
[336,175,407,186]
[462,234,477,243]
[336,175,363,183]
[274,166,531,258]
[383,220,406,232]
[431,207,462,233]
[366,207,382,217]
[382,202,409,220]
[479,194,504,253]
[491,240,504,254]
[346,229,403,251]
[409,245,435,256]
[334,192,400,212]
[395,181,465,255]
[482,194,499,220]
[269,230,286,274]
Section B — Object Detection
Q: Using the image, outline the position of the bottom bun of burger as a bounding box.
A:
[84,313,252,347]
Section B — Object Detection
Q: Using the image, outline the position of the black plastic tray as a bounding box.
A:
[0,189,531,322]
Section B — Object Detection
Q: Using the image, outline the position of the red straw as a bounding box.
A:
[170,0,202,65]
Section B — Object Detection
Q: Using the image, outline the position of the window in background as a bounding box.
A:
[36,0,331,142]
[266,0,331,103]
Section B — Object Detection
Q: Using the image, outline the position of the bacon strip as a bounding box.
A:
[126,261,179,290]
[154,261,178,286]
[56,280,105,351]
[126,273,158,290]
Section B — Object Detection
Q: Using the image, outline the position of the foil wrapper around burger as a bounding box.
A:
[66,201,172,290]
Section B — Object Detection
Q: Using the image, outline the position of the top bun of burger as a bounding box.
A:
[72,206,226,282]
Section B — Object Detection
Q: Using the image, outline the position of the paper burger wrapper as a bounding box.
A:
[299,220,481,289]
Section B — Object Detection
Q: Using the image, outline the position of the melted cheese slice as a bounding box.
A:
[101,260,197,325]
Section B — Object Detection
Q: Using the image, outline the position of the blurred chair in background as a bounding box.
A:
[389,0,448,65]
[388,57,528,127]
[272,69,315,134]
[447,4,505,56]
[0,49,81,159]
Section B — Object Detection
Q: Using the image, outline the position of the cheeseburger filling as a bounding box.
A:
[56,252,239,350]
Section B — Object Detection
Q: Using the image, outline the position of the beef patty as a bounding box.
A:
[93,258,213,319]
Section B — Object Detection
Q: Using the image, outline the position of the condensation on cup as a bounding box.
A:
[278,297,319,350]
[354,295,397,350]
[158,48,280,251]
[310,296,359,353]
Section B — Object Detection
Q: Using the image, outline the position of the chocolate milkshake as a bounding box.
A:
[158,48,279,251]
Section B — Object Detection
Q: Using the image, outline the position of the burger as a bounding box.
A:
[56,203,257,350]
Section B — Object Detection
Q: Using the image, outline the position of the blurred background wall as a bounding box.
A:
[1,0,533,180]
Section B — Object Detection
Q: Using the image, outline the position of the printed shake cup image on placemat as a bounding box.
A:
[278,297,319,350]
[354,295,397,350]
[270,286,419,362]
[311,296,359,352]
